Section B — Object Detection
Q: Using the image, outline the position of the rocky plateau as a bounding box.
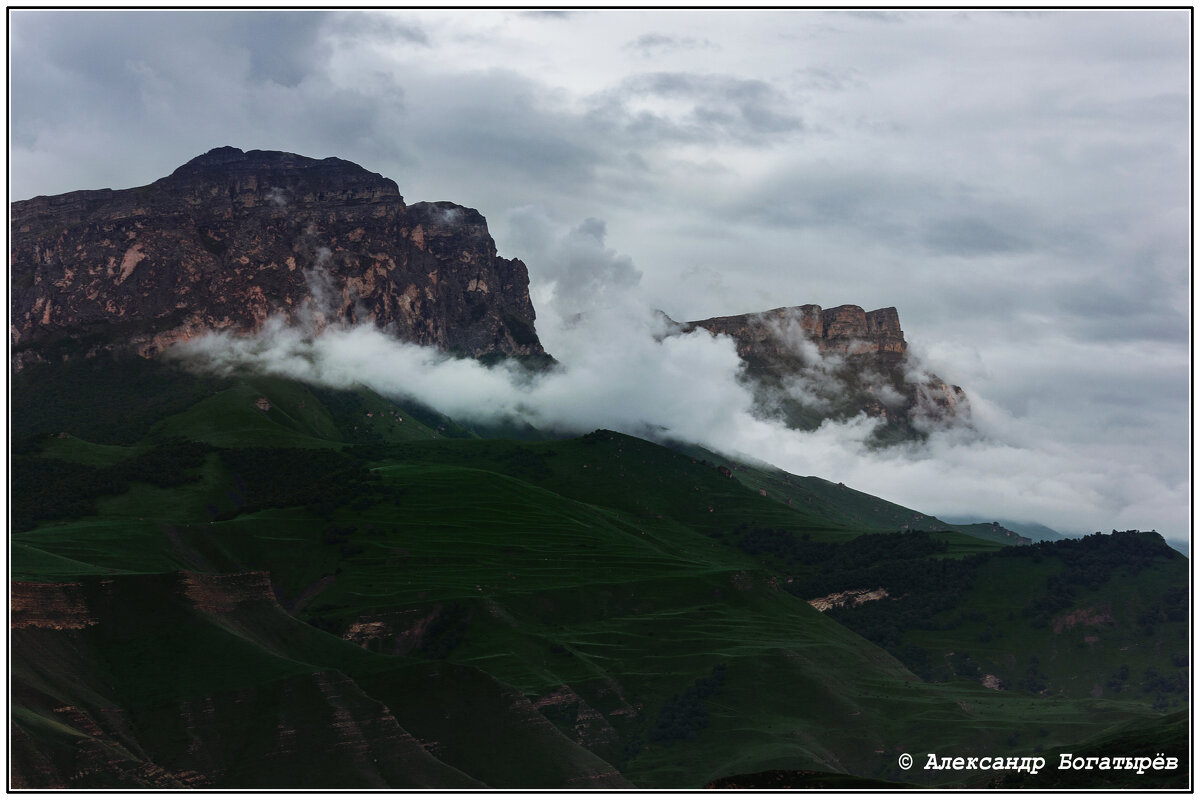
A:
[10,147,546,369]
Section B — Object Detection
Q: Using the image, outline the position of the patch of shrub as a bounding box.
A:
[647,664,727,745]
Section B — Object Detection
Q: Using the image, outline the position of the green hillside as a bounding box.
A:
[671,443,1032,545]
[9,356,1188,789]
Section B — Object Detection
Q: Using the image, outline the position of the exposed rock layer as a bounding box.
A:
[10,147,545,368]
[679,304,907,358]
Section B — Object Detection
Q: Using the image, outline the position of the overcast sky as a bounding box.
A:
[8,9,1192,545]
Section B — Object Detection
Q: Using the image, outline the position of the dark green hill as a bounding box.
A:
[705,518,1187,711]
[886,532,1188,705]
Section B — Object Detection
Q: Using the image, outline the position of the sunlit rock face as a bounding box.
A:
[667,304,968,442]
[10,147,545,369]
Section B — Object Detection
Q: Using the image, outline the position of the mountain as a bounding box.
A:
[9,150,1186,790]
[665,305,967,441]
[10,147,545,370]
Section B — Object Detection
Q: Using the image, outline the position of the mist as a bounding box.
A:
[170,214,1188,547]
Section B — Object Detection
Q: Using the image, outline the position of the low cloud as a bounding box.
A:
[507,208,643,318]
[171,304,751,444]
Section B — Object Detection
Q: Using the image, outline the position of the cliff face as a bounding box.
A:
[678,304,906,359]
[671,304,967,439]
[10,147,545,368]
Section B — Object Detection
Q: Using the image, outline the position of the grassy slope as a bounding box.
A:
[680,444,1032,545]
[10,360,1186,788]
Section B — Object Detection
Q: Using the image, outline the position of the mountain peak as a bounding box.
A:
[177,145,251,168]
[172,146,374,175]
[161,147,402,203]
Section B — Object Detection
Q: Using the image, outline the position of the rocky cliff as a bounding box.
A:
[676,304,906,359]
[10,147,545,369]
[668,304,967,440]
